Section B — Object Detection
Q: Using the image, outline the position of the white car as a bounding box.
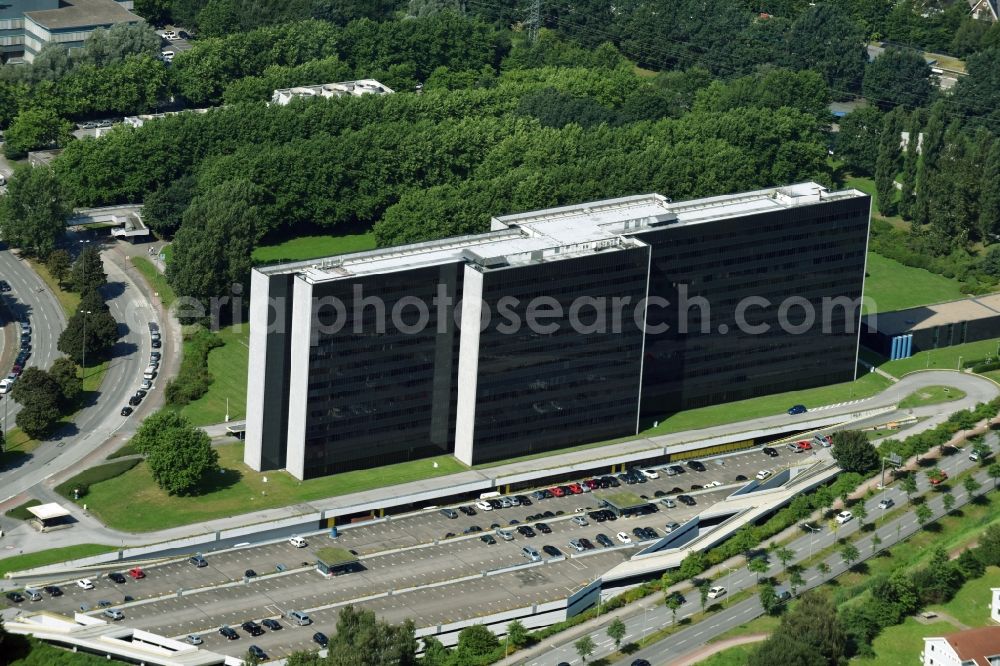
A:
[162,30,177,40]
[161,51,175,62]
[707,585,727,599]
[641,469,659,480]
[616,531,632,544]
[755,469,771,480]
[0,378,12,394]
[835,511,853,525]
[877,498,894,510]
[76,579,94,590]
[705,480,722,487]
[476,500,493,511]
[288,536,307,548]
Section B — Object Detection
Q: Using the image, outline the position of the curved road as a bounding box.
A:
[0,243,158,504]
[0,248,65,430]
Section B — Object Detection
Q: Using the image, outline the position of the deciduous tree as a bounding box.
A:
[606,617,626,650]
[862,48,934,110]
[46,249,71,287]
[0,166,70,257]
[574,635,595,663]
[831,430,880,473]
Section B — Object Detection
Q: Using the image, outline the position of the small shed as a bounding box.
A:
[27,503,72,531]
[314,547,360,577]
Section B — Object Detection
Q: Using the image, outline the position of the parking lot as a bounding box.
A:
[4,444,803,658]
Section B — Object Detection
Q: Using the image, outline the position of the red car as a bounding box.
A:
[550,486,565,497]
[567,483,584,494]
[128,567,145,580]
[584,479,599,490]
[795,440,812,451]
[929,471,948,485]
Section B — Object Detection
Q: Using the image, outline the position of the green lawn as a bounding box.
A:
[0,544,118,577]
[863,253,967,315]
[853,617,958,665]
[252,233,376,263]
[77,441,468,531]
[131,256,175,308]
[25,258,78,319]
[4,499,41,521]
[898,385,966,409]
[928,566,1000,628]
[179,324,250,425]
[708,613,781,643]
[644,371,891,436]
[7,636,119,665]
[880,338,1000,377]
[696,644,759,666]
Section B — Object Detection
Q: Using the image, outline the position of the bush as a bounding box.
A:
[54,459,140,499]
[165,327,223,407]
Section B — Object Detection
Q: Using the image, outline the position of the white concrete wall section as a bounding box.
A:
[286,276,315,480]
[244,269,270,470]
[454,266,484,465]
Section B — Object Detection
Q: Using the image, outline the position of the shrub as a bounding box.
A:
[165,327,223,407]
[54,459,140,499]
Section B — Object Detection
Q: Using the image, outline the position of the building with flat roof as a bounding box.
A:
[862,294,1000,359]
[0,0,140,63]
[246,183,871,479]
[271,79,393,105]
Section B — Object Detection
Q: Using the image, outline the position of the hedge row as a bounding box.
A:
[54,458,140,499]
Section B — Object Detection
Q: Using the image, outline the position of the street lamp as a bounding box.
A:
[958,356,963,371]
[80,309,92,372]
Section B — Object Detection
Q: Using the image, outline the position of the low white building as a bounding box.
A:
[270,79,393,105]
[924,626,1000,666]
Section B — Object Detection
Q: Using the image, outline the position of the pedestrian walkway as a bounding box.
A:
[670,633,769,666]
[859,358,899,384]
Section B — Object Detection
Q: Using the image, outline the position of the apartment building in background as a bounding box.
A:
[0,0,140,63]
[245,183,871,479]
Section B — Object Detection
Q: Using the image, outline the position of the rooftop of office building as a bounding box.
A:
[864,293,1000,336]
[259,182,867,283]
[25,0,141,30]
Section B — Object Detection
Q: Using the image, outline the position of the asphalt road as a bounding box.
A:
[0,241,158,504]
[0,247,65,431]
[527,435,997,666]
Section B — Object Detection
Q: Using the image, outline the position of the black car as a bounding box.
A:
[654,490,667,497]
[677,494,696,506]
[596,533,614,547]
[262,618,282,630]
[313,632,329,647]
[0,280,9,292]
[241,621,264,636]
[508,519,520,525]
[44,585,62,597]
[121,406,133,416]
[632,658,652,666]
[128,394,142,406]
[691,484,703,490]
[534,522,552,534]
[643,527,659,540]
[687,460,706,472]
[515,494,532,506]
[588,511,605,522]
[151,339,162,348]
[480,534,496,545]
[6,592,24,603]
[248,645,268,660]
[632,527,647,540]
[735,474,748,482]
[108,572,126,584]
[219,626,239,640]
[463,525,482,534]
[579,537,595,550]
[542,510,555,519]
[443,532,455,539]
[762,447,779,457]
[606,476,620,487]
[459,505,476,516]
[542,545,562,557]
[244,569,257,578]
[489,499,502,510]
[517,525,536,537]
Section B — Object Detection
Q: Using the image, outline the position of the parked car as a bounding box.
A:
[5,592,23,603]
[244,569,257,578]
[516,525,536,538]
[128,567,144,580]
[542,545,562,557]
[288,536,307,548]
[439,508,458,519]
[686,460,706,472]
[755,469,772,480]
[189,555,207,567]
[219,626,239,640]
[103,609,124,621]
[495,528,514,541]
[762,446,778,457]
[107,572,126,584]
[641,469,659,479]
[677,495,696,506]
[476,500,493,511]
[616,531,632,544]
[121,406,133,416]
[241,621,264,636]
[480,534,496,545]
[262,619,282,630]
[185,634,203,645]
[313,632,329,647]
[76,579,95,590]
[44,585,62,597]
[534,522,552,534]
[571,515,588,527]
[248,645,267,660]
[596,533,614,547]
[813,434,833,447]
[661,497,676,508]
[664,521,681,533]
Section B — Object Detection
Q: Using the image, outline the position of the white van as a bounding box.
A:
[287,610,312,626]
[479,491,501,500]
[288,536,307,548]
[143,366,156,380]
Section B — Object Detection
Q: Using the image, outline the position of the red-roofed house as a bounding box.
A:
[923,626,1000,666]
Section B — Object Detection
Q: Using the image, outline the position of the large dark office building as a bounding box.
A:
[246,183,871,479]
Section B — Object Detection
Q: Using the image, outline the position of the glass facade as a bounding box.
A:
[300,263,463,478]
[635,196,870,421]
[468,246,650,464]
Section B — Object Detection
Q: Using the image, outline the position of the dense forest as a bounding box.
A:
[1,0,1000,307]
